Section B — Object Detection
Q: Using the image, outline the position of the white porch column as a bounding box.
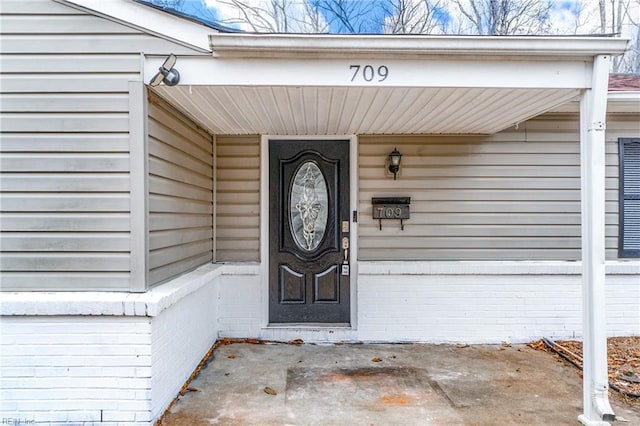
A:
[578,54,614,426]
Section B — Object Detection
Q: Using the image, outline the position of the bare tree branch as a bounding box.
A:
[599,0,608,32]
[383,0,447,34]
[217,0,329,33]
[204,0,640,72]
[315,0,381,33]
[452,0,551,35]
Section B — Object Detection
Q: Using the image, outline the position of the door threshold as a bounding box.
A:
[265,323,351,329]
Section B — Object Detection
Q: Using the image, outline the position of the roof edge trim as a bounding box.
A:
[57,0,213,53]
[608,91,640,100]
[210,34,630,59]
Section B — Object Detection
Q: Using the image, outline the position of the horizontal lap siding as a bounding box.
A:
[0,1,199,56]
[0,0,201,291]
[358,114,631,261]
[604,115,638,259]
[215,136,261,262]
[147,95,213,285]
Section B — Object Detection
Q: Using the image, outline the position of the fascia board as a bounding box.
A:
[608,91,640,100]
[210,34,630,59]
[57,0,212,52]
[546,92,640,114]
[608,91,640,113]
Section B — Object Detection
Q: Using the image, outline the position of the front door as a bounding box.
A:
[269,139,350,323]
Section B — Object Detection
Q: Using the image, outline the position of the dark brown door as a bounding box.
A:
[269,139,350,323]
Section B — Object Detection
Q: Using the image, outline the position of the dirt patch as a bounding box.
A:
[530,336,640,411]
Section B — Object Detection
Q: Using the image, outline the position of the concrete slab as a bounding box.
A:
[162,343,640,425]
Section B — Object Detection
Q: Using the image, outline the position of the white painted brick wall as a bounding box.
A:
[0,316,153,425]
[216,274,262,338]
[356,264,640,343]
[215,262,639,343]
[606,274,640,336]
[150,280,218,420]
[0,265,221,425]
[357,274,583,343]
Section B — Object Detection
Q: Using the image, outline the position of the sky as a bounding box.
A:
[144,0,636,37]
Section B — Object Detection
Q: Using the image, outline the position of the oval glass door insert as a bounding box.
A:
[290,161,328,251]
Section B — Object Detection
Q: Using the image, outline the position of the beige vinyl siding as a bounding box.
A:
[147,94,214,286]
[215,135,261,262]
[358,114,634,261]
[0,1,199,55]
[0,0,203,291]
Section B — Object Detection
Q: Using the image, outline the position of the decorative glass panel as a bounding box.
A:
[290,161,328,251]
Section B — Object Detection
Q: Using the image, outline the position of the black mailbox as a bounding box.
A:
[371,197,410,230]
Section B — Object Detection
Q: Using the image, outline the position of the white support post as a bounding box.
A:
[578,54,614,426]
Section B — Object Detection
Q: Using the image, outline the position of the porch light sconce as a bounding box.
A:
[388,147,402,180]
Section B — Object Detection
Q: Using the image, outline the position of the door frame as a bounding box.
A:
[260,135,359,327]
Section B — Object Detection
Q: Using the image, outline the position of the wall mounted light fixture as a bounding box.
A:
[388,147,402,180]
[149,54,180,87]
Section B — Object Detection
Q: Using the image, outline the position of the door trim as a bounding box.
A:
[260,135,358,328]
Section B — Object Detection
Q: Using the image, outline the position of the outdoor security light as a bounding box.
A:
[149,54,180,87]
[388,147,402,180]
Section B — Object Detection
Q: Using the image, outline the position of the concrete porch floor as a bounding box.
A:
[162,342,640,425]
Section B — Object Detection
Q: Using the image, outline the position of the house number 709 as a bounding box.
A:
[350,65,389,82]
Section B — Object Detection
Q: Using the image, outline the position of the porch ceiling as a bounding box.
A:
[152,85,581,135]
[147,35,628,136]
